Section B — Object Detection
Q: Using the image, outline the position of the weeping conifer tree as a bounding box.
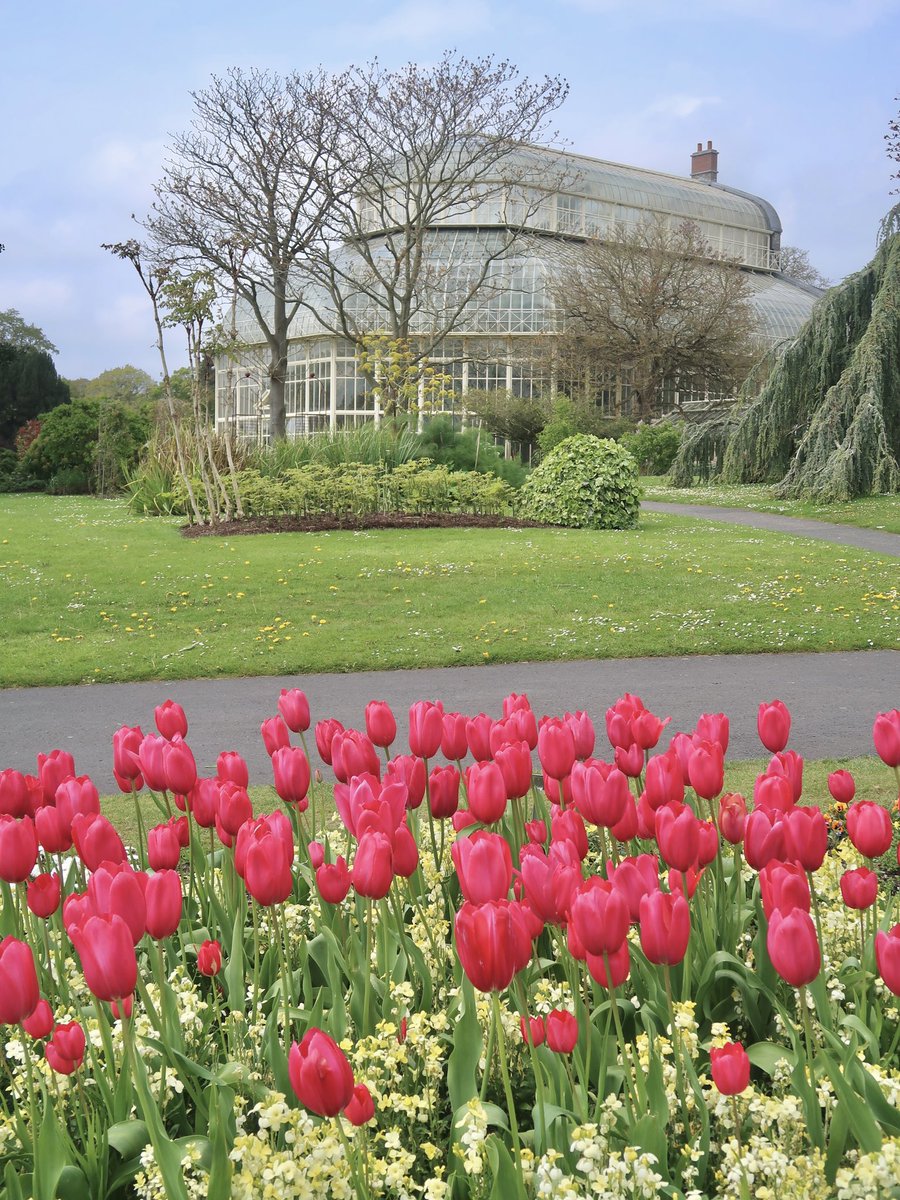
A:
[670,218,900,500]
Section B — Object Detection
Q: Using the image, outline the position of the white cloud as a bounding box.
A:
[84,138,166,195]
[559,0,900,34]
[0,277,74,314]
[644,94,721,120]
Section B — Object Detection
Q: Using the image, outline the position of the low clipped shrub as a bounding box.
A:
[519,434,640,529]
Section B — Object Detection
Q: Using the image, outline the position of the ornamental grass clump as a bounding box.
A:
[1,690,900,1197]
[519,434,640,528]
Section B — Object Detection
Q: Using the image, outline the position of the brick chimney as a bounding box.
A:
[691,140,718,183]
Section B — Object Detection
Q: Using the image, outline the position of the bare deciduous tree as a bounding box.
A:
[549,219,759,420]
[147,67,344,439]
[778,245,831,289]
[304,53,570,370]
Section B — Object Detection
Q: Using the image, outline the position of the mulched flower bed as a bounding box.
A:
[180,512,549,536]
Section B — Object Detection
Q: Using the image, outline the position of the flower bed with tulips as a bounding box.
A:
[0,691,899,1199]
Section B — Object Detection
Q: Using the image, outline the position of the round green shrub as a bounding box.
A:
[519,434,640,529]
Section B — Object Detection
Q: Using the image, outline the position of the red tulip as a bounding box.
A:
[636,792,657,840]
[112,726,144,790]
[465,761,507,825]
[216,751,249,788]
[875,925,900,995]
[392,823,419,879]
[668,865,703,898]
[846,801,893,859]
[27,872,61,918]
[37,750,76,805]
[71,813,126,870]
[571,761,629,828]
[145,870,183,938]
[197,939,222,976]
[655,803,700,873]
[428,764,460,819]
[784,806,827,872]
[537,718,576,781]
[217,781,253,836]
[331,730,380,783]
[586,939,631,989]
[161,736,197,796]
[519,841,582,926]
[759,861,810,920]
[767,908,820,986]
[827,770,855,805]
[545,1009,578,1053]
[352,832,394,899]
[687,739,724,800]
[0,769,29,818]
[155,700,187,739]
[551,806,588,861]
[606,694,644,749]
[465,713,494,762]
[743,808,787,871]
[631,709,670,751]
[22,998,53,1038]
[770,750,804,804]
[187,777,220,828]
[710,1043,750,1095]
[316,857,352,905]
[289,1028,355,1117]
[607,854,659,922]
[261,716,291,757]
[639,890,690,966]
[408,701,443,759]
[569,876,629,957]
[454,899,532,992]
[278,688,310,734]
[696,819,719,866]
[494,741,532,801]
[840,867,878,910]
[137,734,168,792]
[170,815,189,847]
[70,913,137,1002]
[718,793,747,844]
[440,712,470,762]
[0,815,38,883]
[757,700,791,754]
[873,710,900,768]
[614,742,645,778]
[520,1015,546,1046]
[365,701,396,749]
[610,795,638,843]
[46,1021,86,1074]
[314,718,344,765]
[0,938,39,1024]
[643,750,685,810]
[695,712,729,755]
[525,819,546,844]
[543,772,573,807]
[88,863,147,945]
[452,831,513,904]
[384,755,426,809]
[564,711,596,759]
[344,1082,376,1126]
[147,822,181,871]
[272,746,311,808]
[753,771,794,814]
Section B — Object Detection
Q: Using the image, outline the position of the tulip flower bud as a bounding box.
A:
[344,1082,376,1126]
[307,841,325,869]
[392,824,419,879]
[465,713,493,763]
[70,913,138,1002]
[465,761,507,825]
[614,742,645,779]
[753,771,794,814]
[278,688,311,734]
[586,939,631,989]
[875,924,900,995]
[27,872,61,919]
[784,805,827,872]
[759,861,810,920]
[766,907,820,987]
[0,937,39,1024]
[440,712,469,762]
[316,857,352,905]
[564,711,596,759]
[271,746,311,808]
[757,700,791,754]
[631,709,670,751]
[846,800,893,859]
[695,712,729,755]
[365,700,397,749]
[770,750,803,804]
[718,793,747,844]
[827,770,855,805]
[37,749,76,805]
[314,719,344,765]
[569,877,629,957]
[289,1028,355,1117]
[216,751,249,789]
[873,710,900,768]
[454,899,532,992]
[840,867,878,910]
[710,1043,750,1095]
[607,854,659,923]
[197,939,223,977]
[384,755,426,809]
[147,823,181,871]
[22,998,54,1039]
[639,890,690,966]
[0,814,38,884]
[655,803,700,873]
[571,762,629,828]
[138,734,168,792]
[743,808,787,871]
[537,718,576,781]
[352,832,394,899]
[520,1014,546,1046]
[643,750,685,811]
[218,782,253,836]
[261,716,291,757]
[155,700,187,740]
[545,1009,578,1053]
[408,701,443,759]
[687,739,724,800]
[145,869,184,939]
[88,862,147,945]
[428,764,460,819]
[452,831,513,904]
[494,742,532,801]
[0,770,29,819]
[71,812,127,871]
[610,795,638,843]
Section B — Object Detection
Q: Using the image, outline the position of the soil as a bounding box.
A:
[180,512,550,537]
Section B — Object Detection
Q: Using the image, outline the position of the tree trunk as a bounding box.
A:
[268,290,290,441]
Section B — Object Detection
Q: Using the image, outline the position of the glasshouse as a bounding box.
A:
[217,142,821,441]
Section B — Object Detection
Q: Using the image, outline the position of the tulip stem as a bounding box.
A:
[270,904,292,1040]
[334,1113,370,1200]
[131,781,147,870]
[806,872,825,958]
[663,965,689,1129]
[490,991,527,1200]
[603,962,636,1123]
[18,1027,41,1196]
[362,899,374,1036]
[250,901,261,1026]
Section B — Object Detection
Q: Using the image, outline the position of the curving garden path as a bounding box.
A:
[1,504,896,790]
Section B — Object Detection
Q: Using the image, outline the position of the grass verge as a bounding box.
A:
[1,494,897,688]
[640,477,900,534]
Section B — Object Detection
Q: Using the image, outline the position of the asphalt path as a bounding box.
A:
[2,502,896,791]
[2,650,896,792]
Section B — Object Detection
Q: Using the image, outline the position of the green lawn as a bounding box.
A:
[1,494,897,688]
[641,477,900,534]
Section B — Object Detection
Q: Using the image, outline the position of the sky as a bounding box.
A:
[1,0,898,380]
